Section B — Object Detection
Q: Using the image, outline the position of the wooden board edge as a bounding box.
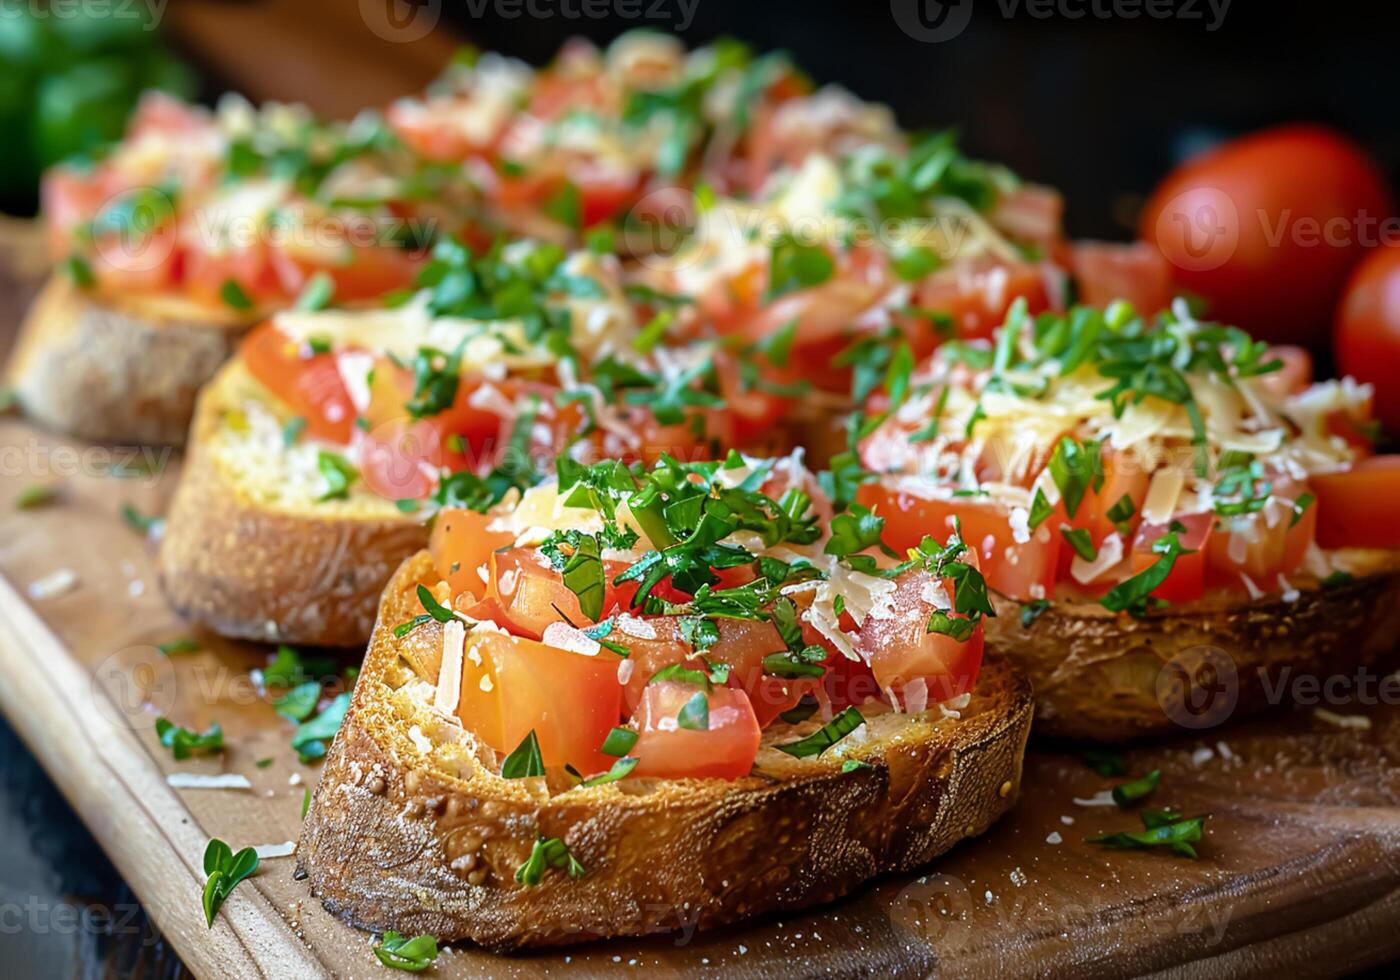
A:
[0,574,329,980]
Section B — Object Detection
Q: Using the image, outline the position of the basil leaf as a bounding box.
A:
[315,451,357,501]
[600,727,639,756]
[776,707,865,758]
[219,279,254,311]
[515,836,586,886]
[501,731,545,779]
[1060,526,1097,562]
[579,756,638,788]
[155,718,223,760]
[676,691,710,731]
[291,693,350,763]
[1082,749,1128,777]
[202,839,259,926]
[274,681,322,723]
[373,931,439,972]
[1111,768,1161,807]
[416,584,456,623]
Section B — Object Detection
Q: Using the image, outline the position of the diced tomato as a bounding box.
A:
[185,241,284,307]
[92,222,182,293]
[360,417,442,501]
[607,612,820,728]
[1062,450,1151,548]
[1205,483,1315,583]
[1070,240,1174,316]
[854,567,983,703]
[1324,400,1376,457]
[490,548,643,639]
[387,98,499,162]
[127,91,209,138]
[912,257,1052,343]
[42,168,109,258]
[1311,456,1400,549]
[1130,512,1213,603]
[858,482,1059,601]
[1259,345,1313,398]
[455,631,623,772]
[575,169,640,228]
[240,323,356,443]
[992,185,1066,258]
[269,239,423,303]
[429,508,515,605]
[630,682,761,781]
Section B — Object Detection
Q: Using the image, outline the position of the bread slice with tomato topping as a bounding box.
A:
[14,91,462,444]
[854,296,1400,739]
[7,274,256,445]
[298,455,1031,949]
[158,241,797,645]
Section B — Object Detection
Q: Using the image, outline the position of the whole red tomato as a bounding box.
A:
[1140,124,1391,347]
[1336,244,1400,433]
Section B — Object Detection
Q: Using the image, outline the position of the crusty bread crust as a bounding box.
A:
[158,360,426,647]
[6,275,257,445]
[989,571,1400,741]
[297,551,1034,950]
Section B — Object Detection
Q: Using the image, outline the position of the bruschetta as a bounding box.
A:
[158,238,793,645]
[854,296,1400,739]
[387,32,901,240]
[10,91,471,444]
[298,453,1031,948]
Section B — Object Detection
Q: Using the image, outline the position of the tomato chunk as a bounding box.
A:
[1311,456,1400,549]
[630,682,761,781]
[428,507,515,605]
[491,548,641,639]
[240,323,356,443]
[455,631,623,772]
[1130,512,1213,603]
[858,482,1059,601]
[854,568,983,703]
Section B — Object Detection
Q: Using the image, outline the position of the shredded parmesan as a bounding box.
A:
[434,621,465,714]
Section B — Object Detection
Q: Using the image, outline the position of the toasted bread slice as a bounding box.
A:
[990,567,1400,741]
[6,275,259,445]
[298,551,1034,950]
[158,357,423,646]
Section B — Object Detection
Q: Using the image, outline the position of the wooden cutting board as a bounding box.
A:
[4,273,1400,978]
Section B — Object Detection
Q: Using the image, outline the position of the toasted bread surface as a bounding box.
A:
[158,358,425,646]
[297,551,1034,950]
[991,569,1400,740]
[6,275,259,445]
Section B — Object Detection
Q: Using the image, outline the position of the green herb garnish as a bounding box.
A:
[202,839,259,927]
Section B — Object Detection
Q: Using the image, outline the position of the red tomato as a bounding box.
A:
[269,240,423,303]
[360,418,442,501]
[387,99,497,162]
[1130,512,1213,604]
[185,242,284,307]
[1335,244,1400,433]
[42,168,113,258]
[1310,456,1400,549]
[1061,450,1151,548]
[854,568,983,703]
[240,324,356,443]
[1260,345,1313,398]
[490,548,643,639]
[630,682,761,781]
[913,257,1053,343]
[1205,483,1315,584]
[858,482,1060,602]
[1140,125,1392,348]
[429,507,515,605]
[1070,240,1173,316]
[455,631,623,772]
